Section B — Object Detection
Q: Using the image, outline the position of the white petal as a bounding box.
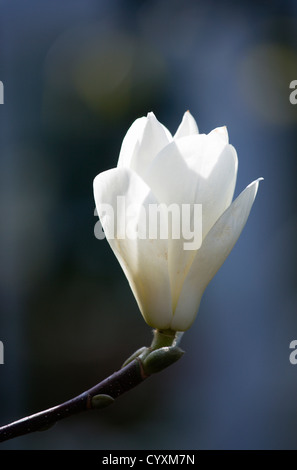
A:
[145,134,238,237]
[208,126,229,143]
[174,110,199,139]
[117,116,148,168]
[143,133,238,309]
[171,178,263,331]
[118,112,172,179]
[93,167,173,329]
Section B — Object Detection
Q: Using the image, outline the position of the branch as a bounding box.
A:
[0,329,184,443]
[0,359,146,443]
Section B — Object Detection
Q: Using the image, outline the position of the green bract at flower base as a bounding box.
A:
[94,111,263,332]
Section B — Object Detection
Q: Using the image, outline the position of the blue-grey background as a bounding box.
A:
[0,0,297,450]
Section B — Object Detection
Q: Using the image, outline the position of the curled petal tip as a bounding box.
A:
[211,126,229,143]
[147,111,156,119]
[174,110,199,139]
[247,176,264,191]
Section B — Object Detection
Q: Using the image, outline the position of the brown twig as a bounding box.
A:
[0,329,184,443]
[0,358,146,443]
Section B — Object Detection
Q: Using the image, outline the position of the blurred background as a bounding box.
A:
[0,0,297,450]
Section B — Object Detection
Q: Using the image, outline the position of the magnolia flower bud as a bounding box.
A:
[93,111,262,332]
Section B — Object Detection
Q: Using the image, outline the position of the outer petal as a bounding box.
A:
[93,167,173,329]
[118,113,172,179]
[174,110,199,139]
[144,133,238,309]
[208,126,229,143]
[117,116,148,168]
[171,178,263,331]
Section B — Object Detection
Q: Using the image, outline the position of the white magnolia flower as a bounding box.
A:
[93,111,262,332]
